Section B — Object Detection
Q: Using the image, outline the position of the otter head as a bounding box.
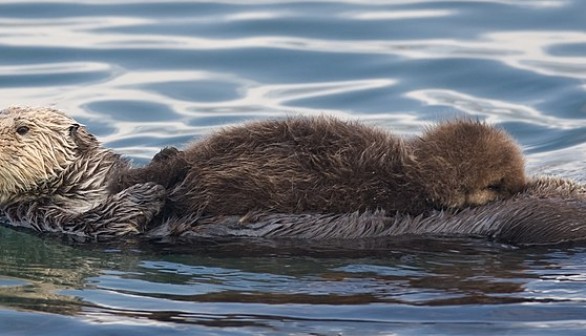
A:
[0,106,99,203]
[411,120,526,210]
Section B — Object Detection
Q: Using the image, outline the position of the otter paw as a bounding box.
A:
[152,147,180,163]
[123,182,166,210]
[116,182,166,229]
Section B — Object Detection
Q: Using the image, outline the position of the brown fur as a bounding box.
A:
[112,116,526,216]
[412,121,526,208]
[149,177,586,246]
[2,107,585,247]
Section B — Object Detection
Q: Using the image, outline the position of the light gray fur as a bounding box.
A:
[0,106,166,237]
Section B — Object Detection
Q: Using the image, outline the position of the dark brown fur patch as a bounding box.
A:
[170,116,425,215]
[148,178,586,247]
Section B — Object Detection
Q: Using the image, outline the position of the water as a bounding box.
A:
[1,0,586,334]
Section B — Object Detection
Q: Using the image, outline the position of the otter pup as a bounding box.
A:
[112,116,525,216]
[0,106,165,237]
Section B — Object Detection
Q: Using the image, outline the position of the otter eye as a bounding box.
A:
[16,125,29,135]
[487,184,501,191]
[486,178,505,192]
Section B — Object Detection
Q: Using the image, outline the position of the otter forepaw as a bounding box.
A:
[115,182,167,231]
[124,182,166,203]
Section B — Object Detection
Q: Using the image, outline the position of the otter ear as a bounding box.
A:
[68,123,98,150]
[69,123,80,136]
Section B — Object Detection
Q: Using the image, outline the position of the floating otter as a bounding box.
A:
[110,116,525,216]
[148,177,586,246]
[0,106,166,236]
[1,106,573,247]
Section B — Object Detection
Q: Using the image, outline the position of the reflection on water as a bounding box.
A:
[3,225,586,335]
[1,0,586,334]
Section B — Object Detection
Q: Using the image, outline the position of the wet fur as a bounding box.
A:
[111,117,525,217]
[0,107,165,237]
[4,107,573,246]
[148,177,586,246]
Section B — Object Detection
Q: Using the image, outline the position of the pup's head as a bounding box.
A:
[412,120,526,209]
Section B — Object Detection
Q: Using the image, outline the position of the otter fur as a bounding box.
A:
[0,106,165,237]
[0,106,585,246]
[111,116,525,216]
[148,176,586,246]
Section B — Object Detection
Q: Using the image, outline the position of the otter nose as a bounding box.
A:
[466,190,498,206]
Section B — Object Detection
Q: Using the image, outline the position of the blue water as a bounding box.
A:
[1,0,586,335]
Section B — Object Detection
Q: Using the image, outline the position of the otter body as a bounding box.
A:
[149,177,586,246]
[113,117,525,216]
[0,106,550,245]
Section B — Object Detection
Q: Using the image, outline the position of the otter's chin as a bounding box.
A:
[0,177,23,202]
[437,189,501,210]
[431,193,465,210]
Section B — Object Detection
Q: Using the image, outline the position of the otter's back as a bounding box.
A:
[172,117,424,215]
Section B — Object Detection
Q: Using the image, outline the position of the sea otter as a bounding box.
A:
[0,106,524,236]
[110,116,525,216]
[0,106,166,236]
[148,176,586,246]
[0,106,584,246]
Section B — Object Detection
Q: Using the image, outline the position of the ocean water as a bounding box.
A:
[1,0,586,335]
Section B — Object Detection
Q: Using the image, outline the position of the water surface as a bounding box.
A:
[1,0,586,335]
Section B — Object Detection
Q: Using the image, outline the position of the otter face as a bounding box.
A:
[0,106,89,202]
[412,120,526,210]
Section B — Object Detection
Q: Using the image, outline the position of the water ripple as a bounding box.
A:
[1,1,586,335]
[406,89,582,128]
